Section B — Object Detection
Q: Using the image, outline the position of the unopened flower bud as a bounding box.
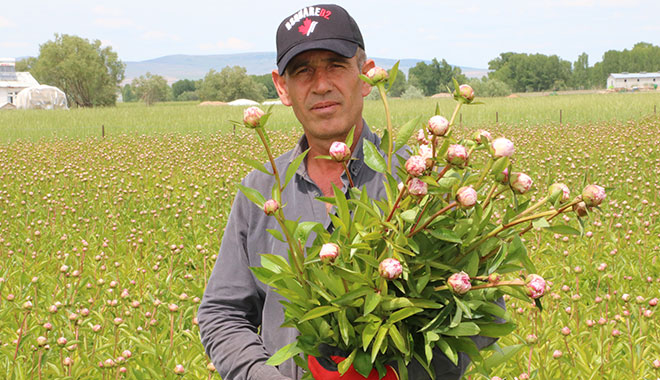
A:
[57,337,67,346]
[37,336,47,346]
[582,184,606,207]
[525,274,546,299]
[263,199,279,216]
[408,178,428,197]
[553,350,563,359]
[510,172,533,194]
[174,364,185,375]
[405,155,427,177]
[447,271,472,296]
[456,186,477,208]
[525,334,538,344]
[379,258,402,280]
[329,141,351,162]
[168,304,179,312]
[366,66,389,84]
[548,183,570,203]
[319,243,339,264]
[207,362,216,372]
[243,106,265,128]
[488,273,501,284]
[446,144,468,167]
[573,201,588,217]
[494,167,509,185]
[428,115,449,136]
[63,357,73,366]
[472,129,492,144]
[492,137,515,158]
[458,84,475,102]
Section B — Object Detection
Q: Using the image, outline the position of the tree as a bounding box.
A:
[467,77,511,97]
[572,53,590,89]
[121,84,137,102]
[198,66,266,102]
[15,57,37,72]
[31,34,125,107]
[387,68,407,97]
[488,53,571,92]
[591,42,660,86]
[172,79,197,100]
[408,58,467,96]
[250,74,278,99]
[132,73,170,106]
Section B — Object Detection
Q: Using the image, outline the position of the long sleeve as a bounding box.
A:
[197,188,290,380]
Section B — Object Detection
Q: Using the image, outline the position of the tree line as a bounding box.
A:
[16,34,660,107]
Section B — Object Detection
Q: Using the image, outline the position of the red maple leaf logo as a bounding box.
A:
[298,18,312,35]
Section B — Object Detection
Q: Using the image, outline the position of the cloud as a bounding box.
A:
[0,16,15,28]
[140,31,182,42]
[199,37,254,52]
[92,5,123,16]
[94,17,134,29]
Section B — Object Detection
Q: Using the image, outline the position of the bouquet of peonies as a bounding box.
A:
[233,68,606,380]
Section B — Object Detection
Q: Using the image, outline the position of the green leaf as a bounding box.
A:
[483,344,524,371]
[545,224,581,235]
[476,322,517,337]
[363,139,387,174]
[353,349,373,378]
[332,287,371,306]
[240,156,270,175]
[386,61,400,93]
[237,184,266,208]
[333,184,350,237]
[299,305,340,323]
[337,349,357,375]
[388,325,408,354]
[532,217,550,229]
[338,309,353,346]
[428,228,462,244]
[400,209,418,223]
[371,326,390,363]
[387,307,423,324]
[261,254,292,274]
[443,322,480,337]
[394,116,423,152]
[345,125,357,148]
[362,319,383,350]
[364,291,382,316]
[436,337,459,366]
[490,157,509,177]
[266,341,303,366]
[284,149,309,190]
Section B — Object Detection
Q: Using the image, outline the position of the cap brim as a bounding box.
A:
[277,39,358,75]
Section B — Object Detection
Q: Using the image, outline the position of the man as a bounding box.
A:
[198,4,489,379]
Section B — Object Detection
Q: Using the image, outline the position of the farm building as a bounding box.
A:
[0,58,39,108]
[607,72,660,90]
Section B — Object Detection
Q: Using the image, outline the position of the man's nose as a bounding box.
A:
[311,69,332,94]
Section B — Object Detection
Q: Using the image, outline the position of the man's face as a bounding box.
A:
[273,50,373,143]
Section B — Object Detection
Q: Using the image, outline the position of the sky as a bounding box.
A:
[1,0,659,69]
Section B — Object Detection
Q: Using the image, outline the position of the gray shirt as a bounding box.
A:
[198,123,485,380]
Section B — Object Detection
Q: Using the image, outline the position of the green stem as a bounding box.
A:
[377,84,393,173]
[435,279,524,292]
[481,183,499,209]
[407,201,458,237]
[385,177,410,223]
[518,198,581,236]
[255,128,282,198]
[473,159,494,191]
[510,196,549,222]
[448,101,462,127]
[341,161,354,188]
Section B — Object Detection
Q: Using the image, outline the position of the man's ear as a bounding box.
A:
[361,59,376,97]
[272,69,292,106]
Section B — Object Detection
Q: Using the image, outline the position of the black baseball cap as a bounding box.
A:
[276,4,364,75]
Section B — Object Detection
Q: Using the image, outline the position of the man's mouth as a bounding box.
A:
[311,101,339,111]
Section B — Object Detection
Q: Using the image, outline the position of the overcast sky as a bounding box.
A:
[2,0,658,69]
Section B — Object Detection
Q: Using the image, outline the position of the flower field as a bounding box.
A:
[0,97,659,379]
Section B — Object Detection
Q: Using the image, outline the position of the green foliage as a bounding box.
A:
[488,52,572,92]
[177,91,199,101]
[250,74,278,99]
[172,79,197,100]
[30,34,125,107]
[198,66,266,102]
[121,84,137,102]
[467,78,512,97]
[408,58,468,96]
[387,68,407,97]
[132,72,171,106]
[400,85,424,99]
[592,42,660,86]
[15,57,37,72]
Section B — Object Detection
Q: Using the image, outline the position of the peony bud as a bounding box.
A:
[168,304,179,312]
[207,362,216,372]
[492,137,515,158]
[488,273,501,284]
[494,167,509,185]
[472,129,492,144]
[428,115,449,136]
[525,334,538,344]
[653,359,660,369]
[446,144,468,167]
[263,199,279,216]
[582,184,606,207]
[329,141,351,162]
[573,201,588,217]
[510,172,533,194]
[408,178,428,197]
[548,183,570,203]
[553,350,563,359]
[379,258,403,280]
[405,155,427,177]
[458,84,475,102]
[63,357,73,366]
[319,243,340,264]
[37,336,47,347]
[525,274,546,299]
[366,67,389,84]
[456,186,478,208]
[560,327,571,336]
[447,271,471,296]
[243,106,265,128]
[57,337,67,346]
[174,364,185,375]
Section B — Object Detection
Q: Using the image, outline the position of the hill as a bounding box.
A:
[123,53,488,83]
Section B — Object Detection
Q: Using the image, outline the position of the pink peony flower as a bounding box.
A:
[548,183,570,203]
[319,243,339,264]
[408,178,428,197]
[525,274,546,299]
[405,155,427,177]
[329,141,351,162]
[446,144,468,167]
[416,128,429,144]
[553,350,563,359]
[582,184,606,207]
[366,66,389,84]
[428,115,449,136]
[174,364,185,375]
[243,106,265,128]
[472,129,492,144]
[492,137,515,158]
[510,172,533,194]
[458,84,475,102]
[447,271,472,295]
[263,199,280,216]
[379,258,403,280]
[456,186,478,208]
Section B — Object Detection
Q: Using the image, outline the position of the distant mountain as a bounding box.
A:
[123,53,488,84]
